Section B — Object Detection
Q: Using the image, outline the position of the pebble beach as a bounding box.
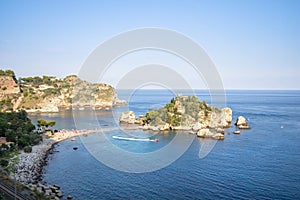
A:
[14,129,101,185]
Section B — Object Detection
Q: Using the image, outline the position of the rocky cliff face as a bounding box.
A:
[0,72,126,112]
[0,75,22,111]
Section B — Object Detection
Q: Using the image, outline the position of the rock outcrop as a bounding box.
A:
[0,71,126,112]
[119,95,233,140]
[119,111,135,124]
[235,116,250,129]
[0,75,22,111]
[197,129,210,137]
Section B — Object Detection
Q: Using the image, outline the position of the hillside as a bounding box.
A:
[142,94,232,129]
[0,70,126,112]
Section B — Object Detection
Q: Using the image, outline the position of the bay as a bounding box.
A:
[29,90,300,200]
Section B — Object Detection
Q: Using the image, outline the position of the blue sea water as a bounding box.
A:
[30,90,300,200]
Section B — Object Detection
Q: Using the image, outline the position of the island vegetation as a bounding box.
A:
[143,95,213,127]
[120,94,234,140]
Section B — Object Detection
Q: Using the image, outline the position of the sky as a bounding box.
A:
[0,0,299,89]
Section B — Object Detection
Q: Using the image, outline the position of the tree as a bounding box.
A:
[37,118,48,129]
[47,120,56,127]
[4,69,15,77]
[37,118,56,130]
[0,111,41,153]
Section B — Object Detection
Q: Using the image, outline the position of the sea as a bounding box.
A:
[28,90,300,200]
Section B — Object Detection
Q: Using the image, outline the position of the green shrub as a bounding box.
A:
[0,159,9,167]
[0,69,15,77]
[23,146,32,153]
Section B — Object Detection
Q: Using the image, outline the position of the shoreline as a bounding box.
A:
[13,129,103,185]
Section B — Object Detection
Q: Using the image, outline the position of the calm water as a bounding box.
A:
[30,90,300,200]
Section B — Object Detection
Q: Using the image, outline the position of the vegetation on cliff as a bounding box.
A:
[0,69,15,78]
[120,95,232,134]
[0,69,126,112]
[143,95,214,127]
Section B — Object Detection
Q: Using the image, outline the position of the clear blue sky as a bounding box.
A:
[0,0,299,89]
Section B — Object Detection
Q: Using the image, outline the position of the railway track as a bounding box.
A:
[0,181,31,200]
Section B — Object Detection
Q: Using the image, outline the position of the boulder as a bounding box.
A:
[44,185,50,191]
[50,186,57,192]
[212,133,225,140]
[36,187,43,194]
[53,184,60,190]
[45,189,51,196]
[56,191,63,198]
[192,122,204,131]
[159,123,170,131]
[119,111,135,124]
[238,124,250,129]
[235,116,250,129]
[216,128,225,134]
[197,129,209,138]
[205,131,214,138]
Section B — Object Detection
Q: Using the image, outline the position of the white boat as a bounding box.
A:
[112,136,159,142]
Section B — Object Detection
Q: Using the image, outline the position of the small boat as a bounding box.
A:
[73,147,78,150]
[233,130,241,134]
[112,136,159,142]
[71,138,76,141]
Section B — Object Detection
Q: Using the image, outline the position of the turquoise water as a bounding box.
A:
[30,90,300,199]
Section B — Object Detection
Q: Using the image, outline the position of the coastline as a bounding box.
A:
[13,129,102,185]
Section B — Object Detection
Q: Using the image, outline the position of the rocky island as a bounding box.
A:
[120,94,250,140]
[120,94,232,139]
[0,69,126,112]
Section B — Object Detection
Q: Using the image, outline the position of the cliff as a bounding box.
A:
[120,94,232,136]
[0,70,126,112]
